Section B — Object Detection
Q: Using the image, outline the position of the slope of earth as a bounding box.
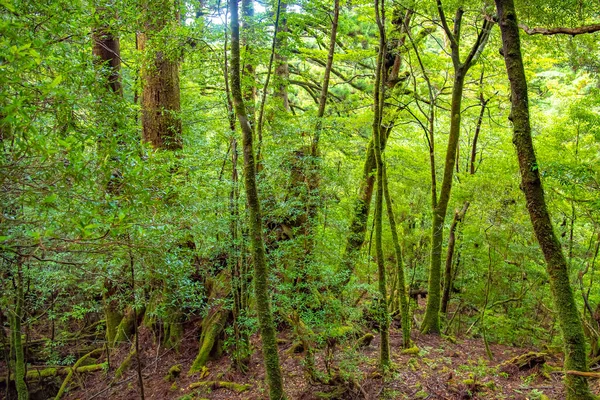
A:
[56,324,600,400]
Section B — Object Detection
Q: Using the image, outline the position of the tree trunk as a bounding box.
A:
[92,4,122,96]
[495,0,593,398]
[421,71,465,334]
[441,202,469,314]
[274,0,290,112]
[12,264,28,400]
[229,1,285,398]
[421,3,492,333]
[139,0,182,150]
[373,0,390,370]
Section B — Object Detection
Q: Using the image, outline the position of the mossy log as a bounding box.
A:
[499,352,547,371]
[54,348,103,400]
[187,380,251,393]
[0,364,104,384]
[356,333,374,348]
[189,308,230,374]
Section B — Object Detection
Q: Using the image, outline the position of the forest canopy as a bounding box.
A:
[1,0,600,399]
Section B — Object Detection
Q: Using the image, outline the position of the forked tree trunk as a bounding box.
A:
[421,3,492,333]
[139,0,182,150]
[495,0,593,398]
[230,1,285,398]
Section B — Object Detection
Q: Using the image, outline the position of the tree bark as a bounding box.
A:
[441,201,469,314]
[274,0,290,111]
[139,0,182,150]
[229,1,285,398]
[373,0,390,370]
[495,0,593,398]
[92,4,122,96]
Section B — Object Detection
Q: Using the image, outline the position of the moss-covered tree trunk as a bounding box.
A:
[230,1,286,398]
[139,0,182,150]
[373,0,390,370]
[421,3,492,333]
[12,264,28,400]
[494,0,594,398]
[421,69,465,334]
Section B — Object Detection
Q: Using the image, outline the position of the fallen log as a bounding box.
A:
[187,380,251,393]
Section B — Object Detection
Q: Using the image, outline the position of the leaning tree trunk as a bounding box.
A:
[495,0,593,398]
[230,1,286,398]
[139,0,182,150]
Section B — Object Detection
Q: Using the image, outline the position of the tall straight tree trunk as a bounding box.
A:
[139,0,182,150]
[274,0,290,112]
[495,1,593,398]
[230,1,285,398]
[373,0,390,370]
[12,263,28,400]
[92,2,124,348]
[421,3,492,333]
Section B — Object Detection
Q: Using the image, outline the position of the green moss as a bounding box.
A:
[356,333,374,348]
[401,345,420,355]
[187,380,251,393]
[189,309,228,374]
[165,364,182,382]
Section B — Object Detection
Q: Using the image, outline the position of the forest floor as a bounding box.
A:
[53,321,600,400]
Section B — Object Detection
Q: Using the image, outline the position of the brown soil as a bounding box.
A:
[50,324,600,400]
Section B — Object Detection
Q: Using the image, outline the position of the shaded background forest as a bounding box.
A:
[1,0,600,398]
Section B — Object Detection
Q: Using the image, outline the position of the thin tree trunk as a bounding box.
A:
[274,0,290,111]
[229,1,285,398]
[223,6,250,372]
[256,0,283,167]
[336,10,414,291]
[495,0,593,397]
[91,4,124,348]
[441,201,469,314]
[383,166,410,347]
[302,0,340,266]
[12,263,28,400]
